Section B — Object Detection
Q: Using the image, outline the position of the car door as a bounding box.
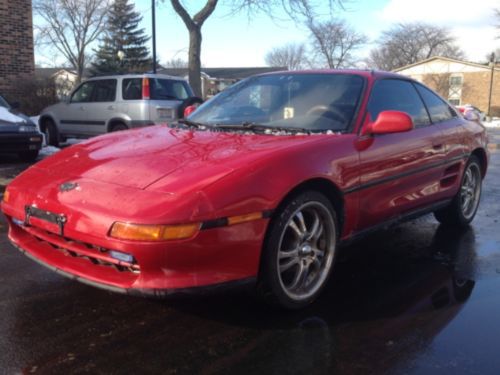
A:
[356,79,445,229]
[85,79,118,135]
[414,83,466,168]
[59,81,95,136]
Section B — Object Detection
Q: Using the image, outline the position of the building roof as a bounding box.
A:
[35,67,91,79]
[157,67,288,80]
[393,56,500,73]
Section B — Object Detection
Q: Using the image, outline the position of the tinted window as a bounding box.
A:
[71,82,94,103]
[368,79,430,127]
[122,78,142,100]
[91,79,116,102]
[415,84,455,123]
[150,79,189,100]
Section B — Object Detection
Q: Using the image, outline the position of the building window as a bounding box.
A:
[448,74,463,105]
[449,75,463,86]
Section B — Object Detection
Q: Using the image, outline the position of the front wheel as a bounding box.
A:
[434,155,482,227]
[43,118,59,147]
[258,191,338,310]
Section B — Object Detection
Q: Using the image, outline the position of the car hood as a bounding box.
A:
[33,125,329,191]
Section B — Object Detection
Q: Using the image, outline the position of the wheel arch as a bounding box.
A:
[38,114,56,132]
[271,177,345,236]
[471,148,488,178]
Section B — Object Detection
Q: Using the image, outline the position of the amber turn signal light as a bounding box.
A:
[2,189,10,203]
[109,222,200,241]
[227,212,263,226]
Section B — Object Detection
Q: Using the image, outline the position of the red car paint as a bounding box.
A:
[1,70,489,295]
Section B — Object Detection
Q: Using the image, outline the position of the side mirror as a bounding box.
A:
[183,105,198,118]
[362,110,413,136]
[463,109,480,122]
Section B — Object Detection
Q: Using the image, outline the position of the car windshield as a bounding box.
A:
[0,96,10,109]
[189,73,364,132]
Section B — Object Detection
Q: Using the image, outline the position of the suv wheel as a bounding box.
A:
[43,118,59,147]
[110,123,128,132]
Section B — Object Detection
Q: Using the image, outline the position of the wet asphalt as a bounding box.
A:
[0,131,499,375]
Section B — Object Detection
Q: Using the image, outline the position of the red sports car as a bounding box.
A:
[1,70,488,309]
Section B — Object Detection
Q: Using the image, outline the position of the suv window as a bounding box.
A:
[71,81,94,103]
[122,78,142,100]
[150,79,189,100]
[122,78,191,101]
[368,79,430,127]
[91,79,117,102]
[414,84,455,123]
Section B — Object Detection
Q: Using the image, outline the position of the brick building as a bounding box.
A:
[0,0,35,102]
[394,56,500,116]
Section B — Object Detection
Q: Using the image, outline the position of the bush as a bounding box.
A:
[14,77,58,116]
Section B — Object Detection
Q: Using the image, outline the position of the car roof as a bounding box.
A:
[256,69,408,81]
[86,73,187,82]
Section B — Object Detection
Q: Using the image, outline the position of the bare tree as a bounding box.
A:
[367,22,465,71]
[163,58,189,68]
[308,19,367,69]
[165,1,344,97]
[265,43,307,70]
[34,0,110,83]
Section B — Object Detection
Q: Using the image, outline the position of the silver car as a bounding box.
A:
[39,74,201,146]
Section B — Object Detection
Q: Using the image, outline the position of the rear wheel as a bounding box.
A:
[110,123,128,132]
[42,118,59,147]
[434,155,482,227]
[258,191,338,309]
[18,150,39,162]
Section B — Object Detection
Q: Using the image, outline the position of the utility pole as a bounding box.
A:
[487,52,495,119]
[152,0,157,73]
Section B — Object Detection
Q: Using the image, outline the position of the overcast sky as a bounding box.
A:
[36,0,500,67]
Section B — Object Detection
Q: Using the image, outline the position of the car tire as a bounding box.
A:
[43,118,59,147]
[257,191,338,310]
[434,155,482,227]
[18,150,39,162]
[178,97,203,118]
[110,123,128,132]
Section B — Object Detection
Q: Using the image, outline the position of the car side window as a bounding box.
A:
[71,82,95,103]
[122,78,142,100]
[90,79,117,102]
[368,79,431,127]
[414,84,456,123]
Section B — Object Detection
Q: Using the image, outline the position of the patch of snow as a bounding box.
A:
[30,115,40,126]
[40,146,60,156]
[65,138,82,145]
[484,118,500,128]
[0,106,25,123]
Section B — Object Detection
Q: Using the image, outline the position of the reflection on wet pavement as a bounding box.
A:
[0,133,499,374]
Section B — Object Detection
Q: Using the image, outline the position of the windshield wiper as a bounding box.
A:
[177,119,211,129]
[234,122,310,134]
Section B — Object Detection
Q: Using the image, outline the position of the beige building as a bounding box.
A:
[394,56,500,116]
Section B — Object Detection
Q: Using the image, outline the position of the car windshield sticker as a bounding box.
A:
[284,107,295,119]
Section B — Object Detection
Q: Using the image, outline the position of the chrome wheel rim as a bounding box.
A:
[277,201,336,301]
[460,163,481,220]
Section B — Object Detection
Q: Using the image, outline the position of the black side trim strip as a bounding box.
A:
[345,154,468,194]
[339,198,452,247]
[61,120,105,126]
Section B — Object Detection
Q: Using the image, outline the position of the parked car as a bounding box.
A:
[0,95,42,161]
[456,104,486,122]
[2,70,488,309]
[39,74,202,146]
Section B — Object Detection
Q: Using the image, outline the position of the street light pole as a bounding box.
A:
[487,52,495,119]
[152,0,157,74]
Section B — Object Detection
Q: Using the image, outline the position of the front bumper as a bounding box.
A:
[3,212,267,296]
[0,132,43,153]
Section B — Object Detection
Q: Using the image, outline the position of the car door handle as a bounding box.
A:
[79,106,85,111]
[107,105,115,110]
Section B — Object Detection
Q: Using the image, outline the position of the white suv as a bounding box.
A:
[39,74,202,146]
